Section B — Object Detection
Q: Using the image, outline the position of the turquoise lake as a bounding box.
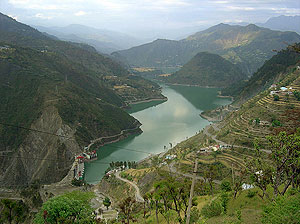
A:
[85,84,231,184]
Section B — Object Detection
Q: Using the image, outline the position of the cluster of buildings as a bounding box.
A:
[197,144,230,154]
[73,151,98,180]
[270,85,293,96]
[165,154,177,160]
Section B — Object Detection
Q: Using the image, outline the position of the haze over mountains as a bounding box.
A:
[35,24,146,54]
[257,15,300,34]
[113,23,300,76]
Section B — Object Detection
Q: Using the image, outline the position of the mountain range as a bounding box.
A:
[257,15,300,34]
[113,23,300,76]
[35,24,146,54]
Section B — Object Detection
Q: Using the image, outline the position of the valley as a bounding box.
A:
[0,9,299,224]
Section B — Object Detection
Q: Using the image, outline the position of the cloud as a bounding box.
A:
[8,14,18,21]
[35,13,52,20]
[226,6,255,11]
[74,11,87,16]
[3,0,300,36]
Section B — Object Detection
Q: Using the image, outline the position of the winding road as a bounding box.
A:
[115,171,144,203]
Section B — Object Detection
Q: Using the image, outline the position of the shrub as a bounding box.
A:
[71,178,85,186]
[272,120,282,127]
[201,199,223,218]
[293,91,300,101]
[246,190,257,198]
[273,94,280,101]
[221,180,232,192]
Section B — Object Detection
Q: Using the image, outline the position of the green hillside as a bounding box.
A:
[163,52,245,87]
[0,13,163,186]
[222,43,300,104]
[113,24,300,75]
[0,13,164,103]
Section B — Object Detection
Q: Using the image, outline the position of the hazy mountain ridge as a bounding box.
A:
[163,52,245,87]
[35,24,145,54]
[113,24,300,75]
[258,15,300,34]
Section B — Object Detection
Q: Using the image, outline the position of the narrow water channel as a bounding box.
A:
[85,84,231,184]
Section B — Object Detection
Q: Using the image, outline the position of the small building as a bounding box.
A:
[280,87,288,91]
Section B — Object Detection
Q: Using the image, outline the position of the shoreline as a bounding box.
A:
[127,97,167,105]
[217,95,234,100]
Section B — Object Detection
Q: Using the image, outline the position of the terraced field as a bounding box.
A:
[216,67,300,147]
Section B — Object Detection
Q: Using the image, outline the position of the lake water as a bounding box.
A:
[84,84,231,184]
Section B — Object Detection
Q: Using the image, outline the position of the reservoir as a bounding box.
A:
[85,84,231,184]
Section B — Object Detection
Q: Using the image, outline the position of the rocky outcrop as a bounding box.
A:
[0,106,81,186]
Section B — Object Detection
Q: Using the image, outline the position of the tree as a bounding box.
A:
[232,169,246,199]
[262,194,300,224]
[34,191,95,223]
[246,131,300,199]
[103,197,111,210]
[153,177,193,223]
[204,165,217,196]
[266,131,300,198]
[118,197,137,224]
[0,199,28,224]
[246,149,273,199]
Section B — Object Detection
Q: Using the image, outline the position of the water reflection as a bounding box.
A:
[84,84,231,183]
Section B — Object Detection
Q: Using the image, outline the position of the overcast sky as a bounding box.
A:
[1,0,300,37]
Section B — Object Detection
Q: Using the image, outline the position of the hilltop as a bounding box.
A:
[163,52,245,87]
[113,23,300,75]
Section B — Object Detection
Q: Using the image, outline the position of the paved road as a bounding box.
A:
[115,171,144,203]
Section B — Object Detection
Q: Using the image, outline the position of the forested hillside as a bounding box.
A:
[163,52,245,87]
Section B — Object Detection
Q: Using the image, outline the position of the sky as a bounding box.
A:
[1,0,300,38]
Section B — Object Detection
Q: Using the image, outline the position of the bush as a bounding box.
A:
[220,192,230,213]
[293,91,300,101]
[272,120,282,127]
[71,178,85,186]
[246,190,257,198]
[273,94,280,101]
[201,199,223,218]
[221,180,232,192]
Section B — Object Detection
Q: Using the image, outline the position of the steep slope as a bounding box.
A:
[0,45,140,186]
[222,43,300,104]
[0,13,164,105]
[113,24,300,75]
[216,65,300,148]
[0,13,164,187]
[163,52,245,87]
